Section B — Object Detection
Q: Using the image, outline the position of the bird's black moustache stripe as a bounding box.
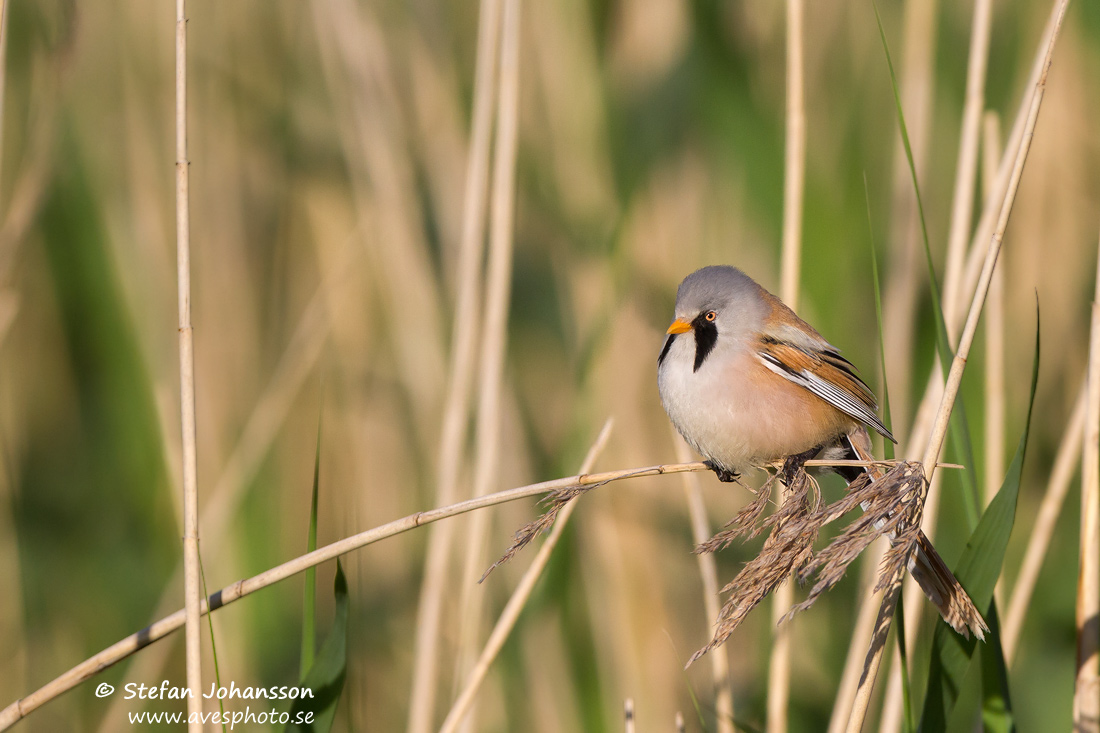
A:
[657,334,676,366]
[692,317,717,371]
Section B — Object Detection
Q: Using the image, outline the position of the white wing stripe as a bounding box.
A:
[757,353,891,437]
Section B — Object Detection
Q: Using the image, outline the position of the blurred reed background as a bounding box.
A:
[0,0,1098,730]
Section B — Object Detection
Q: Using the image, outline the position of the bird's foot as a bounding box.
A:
[780,446,822,484]
[704,461,740,483]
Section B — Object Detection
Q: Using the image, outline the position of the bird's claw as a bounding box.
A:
[705,461,740,483]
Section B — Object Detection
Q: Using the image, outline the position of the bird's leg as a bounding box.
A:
[780,445,821,485]
[704,460,740,483]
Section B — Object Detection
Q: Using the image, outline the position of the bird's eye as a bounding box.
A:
[704,311,717,322]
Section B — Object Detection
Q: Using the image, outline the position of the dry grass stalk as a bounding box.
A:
[453,2,521,722]
[313,0,448,431]
[439,421,613,733]
[406,1,503,729]
[825,542,886,733]
[982,112,1005,508]
[919,0,1066,559]
[879,10,1060,722]
[0,0,9,208]
[97,269,339,731]
[846,565,905,733]
[1004,383,1086,661]
[0,460,710,731]
[847,1,1071,728]
[771,0,806,725]
[982,111,1009,612]
[882,0,939,431]
[940,0,994,341]
[0,66,56,284]
[173,0,203,727]
[675,434,735,733]
[624,699,635,733]
[954,5,1060,331]
[1075,228,1100,730]
[688,461,925,666]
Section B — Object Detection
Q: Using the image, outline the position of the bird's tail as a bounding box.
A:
[834,428,988,640]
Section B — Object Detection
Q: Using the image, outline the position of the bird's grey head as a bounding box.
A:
[673,266,766,328]
[660,265,767,371]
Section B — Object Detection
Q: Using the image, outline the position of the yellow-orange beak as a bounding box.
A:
[666,318,692,335]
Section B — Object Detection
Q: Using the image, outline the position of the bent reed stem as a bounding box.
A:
[0,460,708,731]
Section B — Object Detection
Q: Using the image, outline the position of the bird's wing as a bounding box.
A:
[756,333,896,443]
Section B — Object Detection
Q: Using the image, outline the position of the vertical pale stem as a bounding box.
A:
[1003,384,1086,661]
[982,113,1004,508]
[847,1,1070,729]
[878,7,1061,731]
[941,0,994,340]
[439,422,612,733]
[881,0,939,433]
[825,545,886,733]
[454,0,521,728]
[0,0,9,208]
[844,572,904,733]
[174,0,202,728]
[1075,229,1100,730]
[769,0,804,729]
[674,435,734,733]
[406,1,502,730]
[778,0,805,309]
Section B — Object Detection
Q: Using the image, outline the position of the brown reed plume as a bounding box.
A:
[482,450,929,669]
[689,459,925,666]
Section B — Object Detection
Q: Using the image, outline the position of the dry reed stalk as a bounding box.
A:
[1075,228,1100,729]
[874,353,951,733]
[846,567,904,733]
[982,112,1005,508]
[439,421,613,733]
[0,65,54,284]
[453,2,520,727]
[846,1,1071,728]
[406,1,502,730]
[624,699,635,733]
[778,0,805,310]
[97,275,336,731]
[982,112,1008,611]
[825,542,886,733]
[0,0,22,701]
[0,0,9,208]
[1003,383,1086,661]
[874,116,1004,733]
[769,0,805,726]
[954,6,1060,331]
[882,0,939,431]
[314,0,447,432]
[940,0,994,341]
[173,0,202,727]
[878,8,1063,728]
[0,439,22,703]
[0,460,711,731]
[674,434,734,733]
